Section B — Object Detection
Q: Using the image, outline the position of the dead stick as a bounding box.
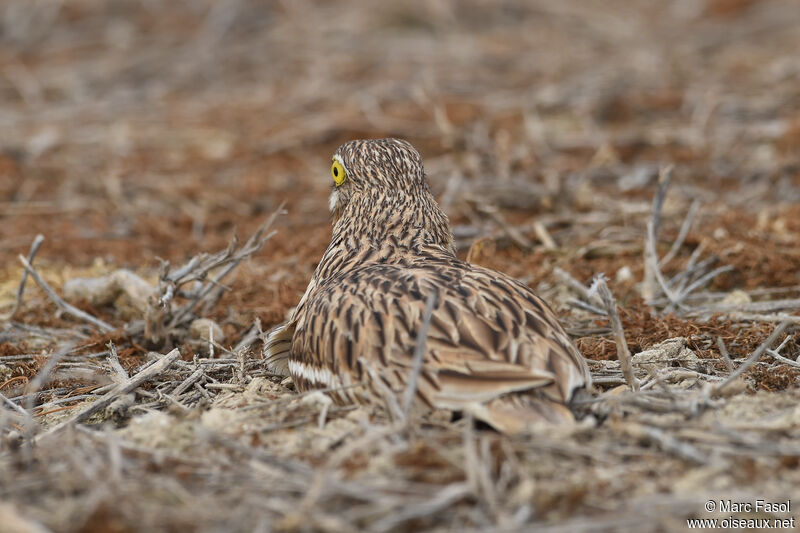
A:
[712,321,790,397]
[169,207,282,326]
[4,234,45,320]
[687,297,800,316]
[621,423,707,464]
[594,277,639,391]
[645,218,680,305]
[485,208,533,250]
[18,255,113,332]
[715,337,734,372]
[39,348,181,437]
[713,312,800,325]
[554,267,602,307]
[106,341,129,381]
[372,483,471,533]
[659,199,700,267]
[768,351,800,368]
[533,220,557,250]
[0,391,33,422]
[642,165,676,303]
[402,292,436,417]
[360,356,403,421]
[676,265,734,303]
[24,343,74,412]
[172,367,205,397]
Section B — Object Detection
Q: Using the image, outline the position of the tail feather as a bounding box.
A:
[263,321,295,376]
[465,395,575,434]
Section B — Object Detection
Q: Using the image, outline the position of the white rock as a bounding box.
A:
[632,337,702,371]
[615,265,634,283]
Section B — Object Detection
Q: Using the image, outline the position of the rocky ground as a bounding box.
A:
[1,1,799,532]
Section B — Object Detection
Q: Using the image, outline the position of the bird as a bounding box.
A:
[265,138,591,433]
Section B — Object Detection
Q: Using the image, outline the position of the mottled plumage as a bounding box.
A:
[266,138,591,433]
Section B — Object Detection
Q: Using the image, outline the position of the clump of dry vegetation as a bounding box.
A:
[1,1,799,532]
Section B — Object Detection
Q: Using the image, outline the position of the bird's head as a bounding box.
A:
[328,138,426,216]
[327,138,453,251]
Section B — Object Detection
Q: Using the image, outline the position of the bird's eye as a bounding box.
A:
[331,160,346,187]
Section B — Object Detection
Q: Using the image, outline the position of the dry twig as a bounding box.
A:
[659,199,699,267]
[712,321,791,397]
[642,165,678,305]
[401,292,436,417]
[17,255,114,332]
[592,276,639,391]
[40,348,181,438]
[2,234,44,321]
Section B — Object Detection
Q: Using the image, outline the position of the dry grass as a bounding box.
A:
[1,1,799,532]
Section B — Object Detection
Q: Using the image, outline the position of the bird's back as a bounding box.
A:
[289,250,590,431]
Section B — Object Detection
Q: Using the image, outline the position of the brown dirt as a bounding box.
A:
[1,1,799,532]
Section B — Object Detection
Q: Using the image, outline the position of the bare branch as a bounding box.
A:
[593,276,639,391]
[401,292,436,417]
[106,341,129,382]
[712,321,791,397]
[24,343,74,412]
[167,205,283,328]
[18,255,114,332]
[3,234,44,321]
[715,337,734,372]
[659,199,700,267]
[554,267,602,307]
[39,348,181,438]
[641,165,673,302]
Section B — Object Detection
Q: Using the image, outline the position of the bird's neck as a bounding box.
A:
[314,190,454,283]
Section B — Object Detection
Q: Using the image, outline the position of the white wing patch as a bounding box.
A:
[289,359,341,388]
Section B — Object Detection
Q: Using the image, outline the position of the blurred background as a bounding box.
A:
[1,0,799,326]
[1,4,800,531]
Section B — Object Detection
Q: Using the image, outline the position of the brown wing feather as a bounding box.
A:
[290,253,590,419]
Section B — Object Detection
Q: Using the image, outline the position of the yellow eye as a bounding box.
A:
[331,160,346,187]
